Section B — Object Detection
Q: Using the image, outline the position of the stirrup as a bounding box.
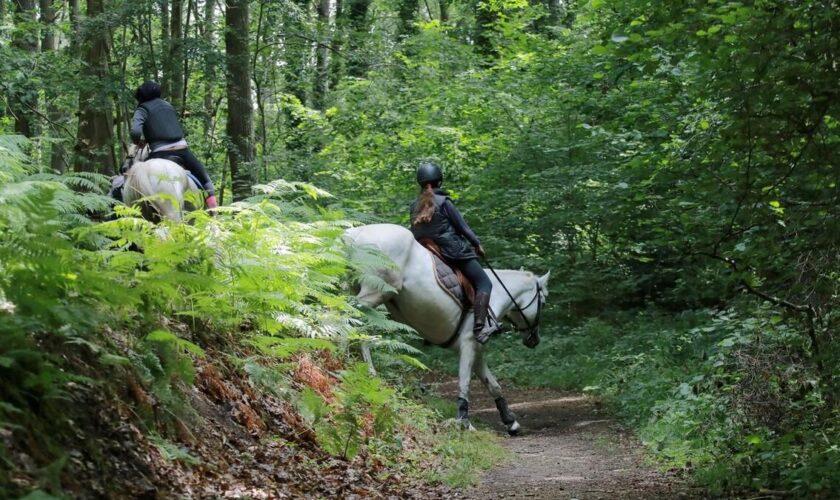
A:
[474,321,501,344]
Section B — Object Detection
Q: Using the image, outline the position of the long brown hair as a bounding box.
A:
[411,183,436,225]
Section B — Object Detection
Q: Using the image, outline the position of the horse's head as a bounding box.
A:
[122,143,150,172]
[503,271,550,349]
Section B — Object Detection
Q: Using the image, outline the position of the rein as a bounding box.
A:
[483,260,543,341]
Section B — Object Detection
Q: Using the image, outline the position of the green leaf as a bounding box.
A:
[591,45,609,55]
[145,329,206,357]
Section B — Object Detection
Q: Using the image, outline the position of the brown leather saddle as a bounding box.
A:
[417,239,475,309]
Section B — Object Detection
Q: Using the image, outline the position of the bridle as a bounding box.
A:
[484,261,544,349]
[123,144,148,173]
[512,279,542,348]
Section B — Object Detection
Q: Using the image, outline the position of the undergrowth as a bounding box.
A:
[0,137,500,497]
[464,307,840,495]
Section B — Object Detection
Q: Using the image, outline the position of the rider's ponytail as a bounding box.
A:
[412,183,436,225]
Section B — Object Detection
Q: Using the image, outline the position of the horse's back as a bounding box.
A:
[345,224,414,257]
[124,159,193,221]
[346,223,465,344]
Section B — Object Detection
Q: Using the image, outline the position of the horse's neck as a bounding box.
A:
[489,271,534,312]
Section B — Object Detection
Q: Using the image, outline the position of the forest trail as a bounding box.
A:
[432,379,699,499]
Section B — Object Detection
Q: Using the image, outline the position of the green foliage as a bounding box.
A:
[297,363,398,460]
[480,307,839,494]
[0,157,418,492]
[426,427,506,488]
[3,0,840,493]
[148,434,201,465]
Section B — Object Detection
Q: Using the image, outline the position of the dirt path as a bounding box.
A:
[431,379,699,499]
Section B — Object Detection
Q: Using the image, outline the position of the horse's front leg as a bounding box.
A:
[474,348,520,435]
[455,339,477,431]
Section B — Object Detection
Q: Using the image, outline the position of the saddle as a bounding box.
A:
[417,239,475,308]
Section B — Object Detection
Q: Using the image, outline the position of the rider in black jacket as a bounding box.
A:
[410,162,500,343]
[129,81,217,209]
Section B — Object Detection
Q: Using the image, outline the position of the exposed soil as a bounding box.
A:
[430,379,702,500]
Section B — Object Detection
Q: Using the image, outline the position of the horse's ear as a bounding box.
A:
[538,271,551,289]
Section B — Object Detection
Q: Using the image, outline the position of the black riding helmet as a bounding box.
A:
[135,80,162,103]
[416,162,443,186]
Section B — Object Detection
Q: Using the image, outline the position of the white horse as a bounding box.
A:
[120,144,202,222]
[345,223,549,434]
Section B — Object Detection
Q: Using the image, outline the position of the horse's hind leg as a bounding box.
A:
[455,340,477,431]
[355,286,387,376]
[474,349,520,435]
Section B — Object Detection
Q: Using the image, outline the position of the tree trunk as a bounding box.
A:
[41,0,67,172]
[439,0,449,22]
[342,0,369,77]
[225,0,254,200]
[202,0,214,137]
[159,0,170,96]
[11,0,38,137]
[313,0,331,110]
[169,0,184,110]
[73,0,115,173]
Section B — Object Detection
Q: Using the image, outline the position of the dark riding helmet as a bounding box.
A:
[416,162,443,186]
[135,80,162,103]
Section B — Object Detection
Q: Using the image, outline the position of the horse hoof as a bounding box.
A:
[507,421,521,436]
[457,418,476,431]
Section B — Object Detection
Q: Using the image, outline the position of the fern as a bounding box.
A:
[0,135,30,182]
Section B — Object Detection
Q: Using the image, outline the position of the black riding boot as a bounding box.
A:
[474,292,500,344]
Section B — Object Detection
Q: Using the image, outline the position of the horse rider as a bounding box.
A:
[409,162,501,344]
[113,80,218,209]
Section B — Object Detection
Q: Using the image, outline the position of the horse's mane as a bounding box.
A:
[490,269,536,279]
[123,159,191,222]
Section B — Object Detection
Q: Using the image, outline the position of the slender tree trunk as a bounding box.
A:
[202,0,214,137]
[343,0,369,77]
[182,0,195,106]
[313,0,331,110]
[439,0,449,22]
[225,0,254,200]
[69,0,79,43]
[145,6,158,75]
[252,0,268,180]
[329,0,344,89]
[11,0,38,137]
[73,0,115,173]
[159,0,170,95]
[169,0,184,109]
[41,0,67,171]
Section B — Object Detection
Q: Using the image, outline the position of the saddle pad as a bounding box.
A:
[431,253,467,308]
[184,171,202,190]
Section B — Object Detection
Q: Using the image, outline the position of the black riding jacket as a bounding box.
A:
[410,188,481,261]
[129,98,185,151]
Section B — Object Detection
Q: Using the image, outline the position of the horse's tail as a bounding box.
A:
[123,159,189,222]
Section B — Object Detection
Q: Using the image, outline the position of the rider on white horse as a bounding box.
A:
[409,162,501,344]
[111,81,217,210]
